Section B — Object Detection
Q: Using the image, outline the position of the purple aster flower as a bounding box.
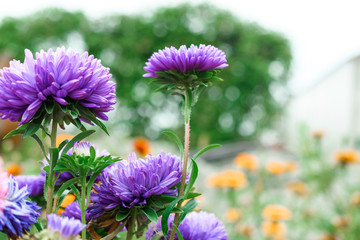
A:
[0,47,116,125]
[146,211,228,240]
[47,214,85,239]
[88,152,182,219]
[14,174,45,196]
[62,201,91,223]
[143,44,228,78]
[0,176,41,238]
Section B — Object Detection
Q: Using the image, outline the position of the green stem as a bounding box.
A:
[126,208,137,240]
[81,175,87,239]
[46,118,58,215]
[170,90,192,240]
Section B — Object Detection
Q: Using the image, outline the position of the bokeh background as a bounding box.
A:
[1,1,360,239]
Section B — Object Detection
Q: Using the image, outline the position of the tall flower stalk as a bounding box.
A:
[46,117,59,215]
[170,89,192,239]
[143,44,228,239]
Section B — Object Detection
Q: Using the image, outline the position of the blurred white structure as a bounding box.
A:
[286,55,360,149]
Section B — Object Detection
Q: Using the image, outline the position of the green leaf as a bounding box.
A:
[23,122,41,138]
[140,206,159,223]
[174,225,184,240]
[44,101,54,114]
[184,159,198,198]
[161,196,184,238]
[148,198,165,209]
[61,130,95,157]
[90,146,96,161]
[70,184,81,200]
[77,106,109,135]
[58,139,69,151]
[53,164,70,172]
[86,169,104,207]
[0,232,7,240]
[53,189,72,215]
[34,219,44,232]
[3,124,27,139]
[42,165,50,172]
[179,198,200,224]
[162,131,184,160]
[55,177,80,199]
[116,209,131,221]
[192,144,221,161]
[186,192,201,199]
[49,147,59,170]
[172,207,183,213]
[31,134,49,161]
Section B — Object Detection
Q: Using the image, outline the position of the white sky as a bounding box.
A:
[1,0,360,93]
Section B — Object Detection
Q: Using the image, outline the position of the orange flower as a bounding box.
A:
[262,221,286,237]
[57,194,76,215]
[286,181,307,196]
[225,208,242,222]
[208,170,247,188]
[335,150,358,164]
[266,161,288,175]
[262,205,291,221]
[133,137,152,156]
[331,215,350,229]
[6,163,22,176]
[56,133,74,147]
[236,224,253,236]
[234,153,258,171]
[318,235,336,240]
[350,192,360,206]
[312,130,324,139]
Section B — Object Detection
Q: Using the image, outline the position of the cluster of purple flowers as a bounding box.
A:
[0,44,229,239]
[89,152,182,219]
[0,47,116,124]
[146,211,228,240]
[0,176,41,238]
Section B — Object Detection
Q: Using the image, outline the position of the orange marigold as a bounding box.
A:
[57,194,76,215]
[331,215,350,229]
[6,163,22,176]
[208,170,247,188]
[262,221,286,237]
[318,235,336,240]
[133,137,152,156]
[234,153,258,171]
[236,224,253,236]
[266,161,288,175]
[312,130,324,139]
[350,192,360,206]
[335,150,358,164]
[262,205,291,221]
[225,208,242,222]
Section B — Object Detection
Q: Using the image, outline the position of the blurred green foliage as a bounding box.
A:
[0,4,292,146]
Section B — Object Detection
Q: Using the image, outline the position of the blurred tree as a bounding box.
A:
[0,4,292,146]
